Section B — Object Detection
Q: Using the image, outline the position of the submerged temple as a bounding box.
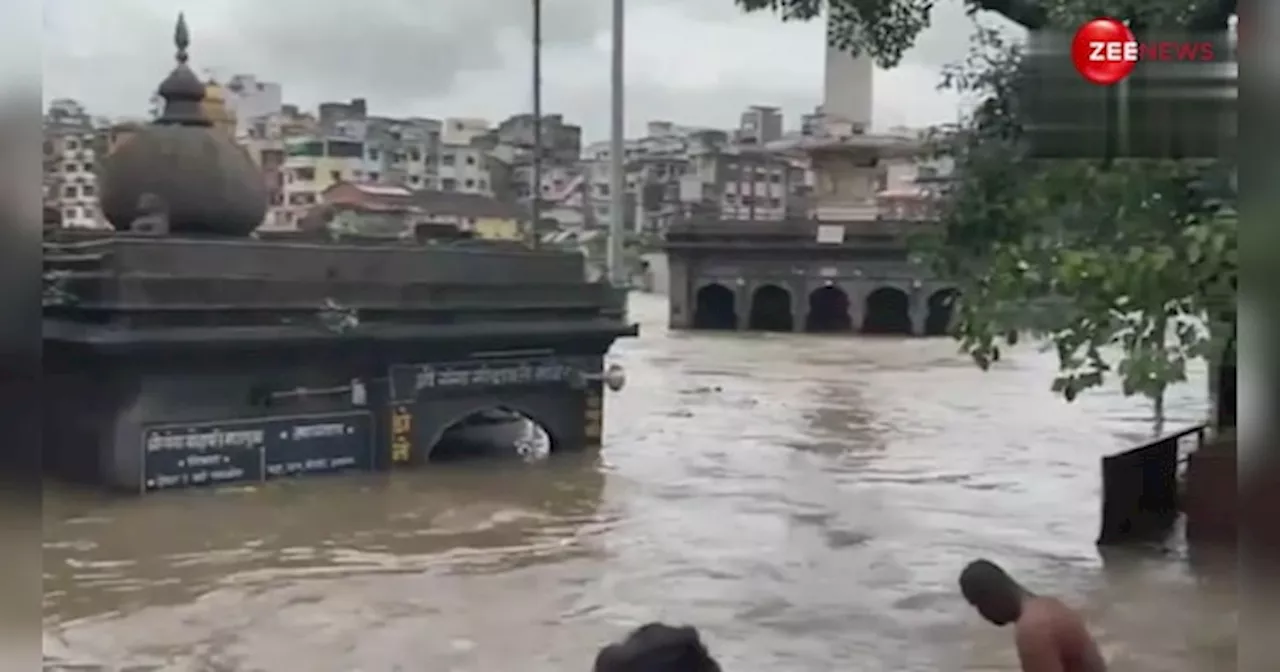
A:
[42,15,636,492]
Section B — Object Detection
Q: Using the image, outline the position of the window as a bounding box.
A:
[441,154,456,166]
[65,207,78,219]
[478,180,487,189]
[464,179,474,188]
[442,178,457,191]
[63,185,77,198]
[464,154,476,165]
[294,167,316,181]
[330,170,342,182]
[369,172,380,182]
[63,163,77,174]
[67,139,78,150]
[769,198,781,208]
[83,163,93,172]
[367,148,380,161]
[82,184,95,196]
[409,149,421,161]
[597,184,609,196]
[409,176,420,185]
[326,141,363,158]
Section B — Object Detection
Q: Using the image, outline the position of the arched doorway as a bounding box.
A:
[862,287,911,335]
[805,285,853,332]
[692,284,737,330]
[924,288,959,336]
[430,407,553,463]
[748,284,793,331]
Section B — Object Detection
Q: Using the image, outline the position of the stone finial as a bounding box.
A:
[155,13,209,126]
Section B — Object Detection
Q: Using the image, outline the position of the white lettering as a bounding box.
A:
[1089,40,1139,62]
[291,423,346,440]
[185,453,225,467]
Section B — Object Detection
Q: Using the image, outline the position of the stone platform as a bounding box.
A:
[43,233,636,493]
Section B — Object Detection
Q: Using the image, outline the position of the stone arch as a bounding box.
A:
[925,288,960,336]
[748,284,793,331]
[426,403,562,463]
[805,284,853,332]
[862,286,911,335]
[692,283,737,330]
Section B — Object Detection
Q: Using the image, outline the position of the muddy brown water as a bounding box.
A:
[43,293,1235,671]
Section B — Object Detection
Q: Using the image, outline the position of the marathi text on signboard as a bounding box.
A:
[141,411,374,492]
[388,357,594,401]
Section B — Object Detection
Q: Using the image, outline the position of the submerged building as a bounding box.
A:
[661,23,955,336]
[42,15,635,492]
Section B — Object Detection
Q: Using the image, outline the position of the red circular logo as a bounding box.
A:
[1071,17,1137,85]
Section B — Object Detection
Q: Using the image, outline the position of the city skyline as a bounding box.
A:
[42,0,1023,141]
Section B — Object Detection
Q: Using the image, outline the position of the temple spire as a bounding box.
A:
[155,13,209,126]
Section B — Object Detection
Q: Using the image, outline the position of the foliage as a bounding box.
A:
[737,0,1238,414]
[732,0,1236,66]
[917,16,1235,412]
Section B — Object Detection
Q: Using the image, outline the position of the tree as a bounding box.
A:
[736,0,1238,428]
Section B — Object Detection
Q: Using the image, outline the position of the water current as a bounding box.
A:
[43,292,1236,671]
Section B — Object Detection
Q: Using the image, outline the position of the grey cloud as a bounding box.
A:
[43,0,991,134]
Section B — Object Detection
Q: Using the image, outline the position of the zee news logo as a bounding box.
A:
[1070,17,1223,85]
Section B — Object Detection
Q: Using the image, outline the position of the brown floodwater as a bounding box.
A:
[43,293,1235,671]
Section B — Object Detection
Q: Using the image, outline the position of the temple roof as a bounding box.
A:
[96,13,267,236]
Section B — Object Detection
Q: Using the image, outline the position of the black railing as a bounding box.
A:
[1097,423,1207,545]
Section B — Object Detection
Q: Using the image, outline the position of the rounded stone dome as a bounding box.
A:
[97,14,266,236]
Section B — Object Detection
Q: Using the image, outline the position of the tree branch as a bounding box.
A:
[970,0,1048,29]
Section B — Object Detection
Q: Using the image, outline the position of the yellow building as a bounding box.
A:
[201,81,237,135]
[413,191,526,241]
[473,216,521,240]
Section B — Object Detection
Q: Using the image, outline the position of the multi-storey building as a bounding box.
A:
[486,113,582,165]
[223,73,283,138]
[279,133,369,225]
[737,105,784,145]
[363,116,442,189]
[440,117,490,145]
[42,99,107,229]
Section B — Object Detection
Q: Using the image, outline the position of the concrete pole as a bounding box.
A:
[606,0,626,286]
[530,0,543,247]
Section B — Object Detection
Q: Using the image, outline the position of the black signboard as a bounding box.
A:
[141,411,374,493]
[388,356,594,401]
[262,412,374,479]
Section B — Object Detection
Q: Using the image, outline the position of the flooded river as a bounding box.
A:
[44,293,1235,671]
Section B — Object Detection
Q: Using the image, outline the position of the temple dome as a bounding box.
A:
[97,13,266,236]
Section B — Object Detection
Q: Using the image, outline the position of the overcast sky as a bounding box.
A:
[42,0,1022,141]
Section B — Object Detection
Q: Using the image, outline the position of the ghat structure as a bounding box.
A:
[42,15,635,493]
[663,134,957,336]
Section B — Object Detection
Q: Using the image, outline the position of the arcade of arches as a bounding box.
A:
[690,283,959,336]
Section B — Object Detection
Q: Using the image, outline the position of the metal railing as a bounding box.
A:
[1097,423,1207,545]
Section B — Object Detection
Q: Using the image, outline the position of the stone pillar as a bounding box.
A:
[667,257,690,329]
[792,282,808,332]
[845,282,866,333]
[735,284,751,331]
[909,293,928,336]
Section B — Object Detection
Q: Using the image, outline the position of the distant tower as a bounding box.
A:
[821,20,874,132]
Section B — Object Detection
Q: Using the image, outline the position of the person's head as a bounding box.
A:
[958,559,1026,626]
[593,622,721,672]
